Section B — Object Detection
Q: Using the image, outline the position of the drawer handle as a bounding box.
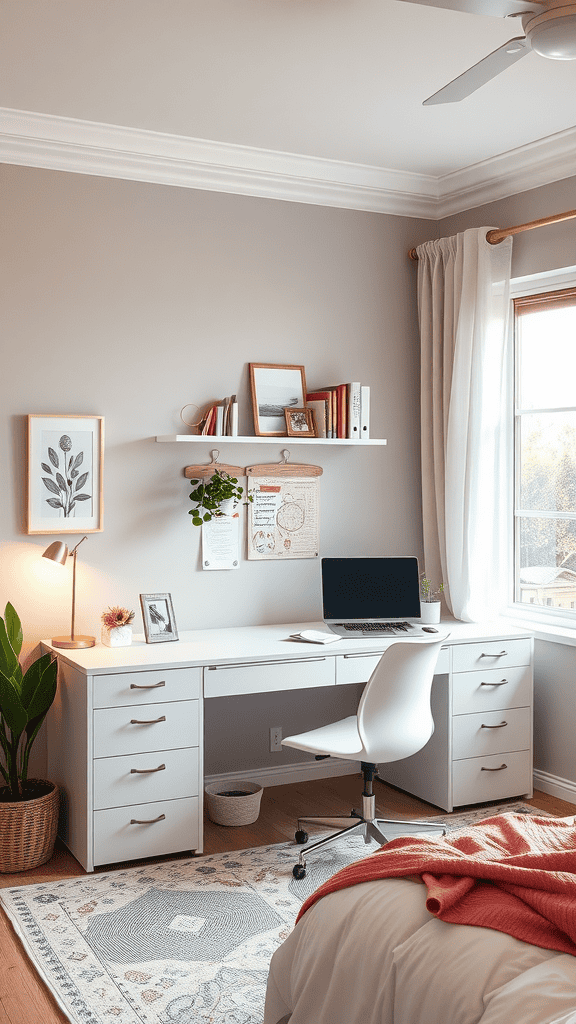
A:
[480,721,508,729]
[479,651,508,658]
[130,681,166,689]
[130,764,166,774]
[480,679,508,686]
[343,653,382,660]
[481,764,507,771]
[130,715,167,725]
[130,813,166,824]
[208,657,327,669]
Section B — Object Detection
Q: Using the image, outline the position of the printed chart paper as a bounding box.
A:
[247,477,319,560]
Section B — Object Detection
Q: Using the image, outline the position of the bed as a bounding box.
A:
[263,813,576,1024]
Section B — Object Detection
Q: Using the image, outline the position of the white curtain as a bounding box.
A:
[416,227,513,622]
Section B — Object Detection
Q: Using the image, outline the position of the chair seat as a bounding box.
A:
[282,715,364,760]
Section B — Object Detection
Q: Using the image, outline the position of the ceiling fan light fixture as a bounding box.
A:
[524,6,576,59]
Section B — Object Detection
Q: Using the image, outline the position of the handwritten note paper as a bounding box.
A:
[201,515,240,570]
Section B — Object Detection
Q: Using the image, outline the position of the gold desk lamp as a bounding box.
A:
[43,535,96,649]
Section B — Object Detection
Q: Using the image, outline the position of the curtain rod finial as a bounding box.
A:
[408,247,419,261]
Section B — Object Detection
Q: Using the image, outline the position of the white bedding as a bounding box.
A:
[263,876,576,1024]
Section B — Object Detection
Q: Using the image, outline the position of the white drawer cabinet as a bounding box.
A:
[47,659,203,872]
[379,633,533,811]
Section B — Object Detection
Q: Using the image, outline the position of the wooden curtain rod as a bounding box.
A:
[408,208,576,261]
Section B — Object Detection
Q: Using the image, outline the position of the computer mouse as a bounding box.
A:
[422,626,438,633]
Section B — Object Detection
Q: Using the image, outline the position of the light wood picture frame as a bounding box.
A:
[140,593,179,644]
[284,407,316,437]
[27,414,104,534]
[249,363,307,436]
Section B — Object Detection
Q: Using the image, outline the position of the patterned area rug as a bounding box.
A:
[0,802,544,1024]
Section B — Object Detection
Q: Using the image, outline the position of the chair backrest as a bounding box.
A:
[356,635,448,764]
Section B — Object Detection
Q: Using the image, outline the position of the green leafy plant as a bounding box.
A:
[0,604,58,801]
[420,574,445,603]
[188,469,253,526]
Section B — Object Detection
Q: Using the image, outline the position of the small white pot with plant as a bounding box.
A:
[420,574,444,623]
[101,606,135,647]
[188,469,252,526]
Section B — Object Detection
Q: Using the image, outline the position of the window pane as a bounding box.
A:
[519,412,576,511]
[518,306,576,409]
[517,516,576,609]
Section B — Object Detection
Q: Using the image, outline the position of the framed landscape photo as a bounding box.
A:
[249,363,307,436]
[140,593,179,644]
[27,414,104,534]
[285,407,316,437]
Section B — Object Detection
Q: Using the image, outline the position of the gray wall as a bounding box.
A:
[1,163,432,777]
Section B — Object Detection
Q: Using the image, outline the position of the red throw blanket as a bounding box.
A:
[296,813,576,956]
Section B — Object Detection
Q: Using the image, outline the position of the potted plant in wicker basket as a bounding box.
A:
[0,603,59,872]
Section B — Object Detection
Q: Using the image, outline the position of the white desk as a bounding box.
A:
[44,618,533,871]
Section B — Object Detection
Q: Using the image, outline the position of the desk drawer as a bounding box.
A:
[204,656,334,697]
[93,746,199,809]
[335,645,450,686]
[452,638,531,673]
[452,750,532,807]
[453,666,532,716]
[93,796,199,866]
[93,700,199,757]
[93,667,201,708]
[452,707,531,760]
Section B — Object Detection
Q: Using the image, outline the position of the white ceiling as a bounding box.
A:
[1,0,575,211]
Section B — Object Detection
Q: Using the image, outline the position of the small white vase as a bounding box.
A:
[101,624,133,647]
[420,601,441,624]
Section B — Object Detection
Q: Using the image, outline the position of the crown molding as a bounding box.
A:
[1,107,575,219]
[0,108,438,218]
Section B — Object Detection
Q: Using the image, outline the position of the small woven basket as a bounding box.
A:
[205,780,263,826]
[0,781,60,873]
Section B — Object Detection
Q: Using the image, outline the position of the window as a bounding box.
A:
[513,278,576,621]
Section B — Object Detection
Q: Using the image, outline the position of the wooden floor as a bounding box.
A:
[1,775,575,1024]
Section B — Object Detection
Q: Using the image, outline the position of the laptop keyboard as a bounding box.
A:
[338,621,414,633]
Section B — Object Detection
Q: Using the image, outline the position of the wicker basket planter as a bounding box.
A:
[0,780,59,873]
[205,780,263,826]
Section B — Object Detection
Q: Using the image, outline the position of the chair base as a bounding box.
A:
[292,808,447,879]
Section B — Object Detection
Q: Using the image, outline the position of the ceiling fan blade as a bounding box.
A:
[423,36,530,104]
[396,0,541,18]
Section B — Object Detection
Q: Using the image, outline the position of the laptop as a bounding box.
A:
[322,556,430,638]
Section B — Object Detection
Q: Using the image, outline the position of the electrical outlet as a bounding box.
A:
[270,726,282,752]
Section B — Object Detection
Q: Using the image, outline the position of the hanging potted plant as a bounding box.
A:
[188,469,252,526]
[0,603,59,872]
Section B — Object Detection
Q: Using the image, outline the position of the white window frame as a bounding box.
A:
[506,264,576,641]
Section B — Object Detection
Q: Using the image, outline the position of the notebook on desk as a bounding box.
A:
[322,556,433,638]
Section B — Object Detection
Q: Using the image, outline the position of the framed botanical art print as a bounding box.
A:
[140,593,179,644]
[27,415,104,534]
[249,363,307,436]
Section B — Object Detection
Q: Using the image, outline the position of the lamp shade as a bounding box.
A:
[42,541,69,565]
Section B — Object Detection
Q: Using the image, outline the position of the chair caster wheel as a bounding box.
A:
[293,864,306,879]
[295,829,309,844]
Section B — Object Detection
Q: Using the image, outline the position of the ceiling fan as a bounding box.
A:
[399,0,576,103]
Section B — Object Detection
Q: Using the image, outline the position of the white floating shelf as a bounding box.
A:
[156,434,386,445]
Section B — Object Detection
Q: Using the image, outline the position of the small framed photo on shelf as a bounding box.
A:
[140,593,179,644]
[27,414,104,534]
[249,363,307,436]
[285,407,316,437]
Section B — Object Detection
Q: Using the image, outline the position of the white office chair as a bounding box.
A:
[282,634,449,878]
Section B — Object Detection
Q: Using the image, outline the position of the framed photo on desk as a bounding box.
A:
[140,593,179,643]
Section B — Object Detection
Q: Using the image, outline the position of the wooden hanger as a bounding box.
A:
[184,450,246,479]
[246,449,323,478]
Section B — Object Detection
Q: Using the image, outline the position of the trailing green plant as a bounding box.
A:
[420,574,445,603]
[188,469,252,526]
[0,603,58,801]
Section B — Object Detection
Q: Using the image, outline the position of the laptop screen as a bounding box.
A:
[322,556,421,621]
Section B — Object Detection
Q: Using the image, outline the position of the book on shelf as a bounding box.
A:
[306,399,327,438]
[199,395,239,437]
[307,382,370,440]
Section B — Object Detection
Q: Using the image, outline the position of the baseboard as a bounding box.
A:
[533,769,576,805]
[204,758,360,790]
